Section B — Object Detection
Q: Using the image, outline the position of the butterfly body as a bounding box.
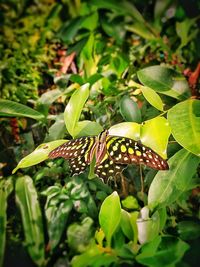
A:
[49,130,169,181]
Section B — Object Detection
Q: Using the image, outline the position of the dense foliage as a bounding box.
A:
[0,0,200,267]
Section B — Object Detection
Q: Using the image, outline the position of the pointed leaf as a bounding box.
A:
[141,86,163,111]
[64,83,90,137]
[0,178,13,267]
[0,100,45,120]
[119,95,142,123]
[99,191,121,247]
[12,140,67,173]
[148,149,200,209]
[168,99,200,156]
[15,176,45,266]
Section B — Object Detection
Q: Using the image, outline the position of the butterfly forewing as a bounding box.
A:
[49,136,96,175]
[106,136,169,170]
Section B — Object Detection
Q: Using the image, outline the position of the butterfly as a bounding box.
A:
[48,130,169,181]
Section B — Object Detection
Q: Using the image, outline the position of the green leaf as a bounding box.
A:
[12,140,67,173]
[0,100,45,120]
[99,191,121,247]
[136,236,189,267]
[137,66,190,99]
[45,113,67,142]
[37,89,63,106]
[67,217,94,253]
[0,178,13,267]
[92,0,145,23]
[141,86,164,111]
[176,17,198,48]
[121,195,139,210]
[167,99,200,156]
[109,122,141,141]
[136,235,162,262]
[125,22,155,40]
[64,83,90,137]
[46,200,73,250]
[58,16,87,43]
[140,117,171,158]
[73,121,103,138]
[177,221,200,241]
[148,149,200,209]
[15,176,45,266]
[119,95,142,123]
[71,244,117,267]
[120,209,134,240]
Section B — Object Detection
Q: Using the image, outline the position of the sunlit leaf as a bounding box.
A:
[141,86,163,111]
[64,83,90,137]
[12,140,67,173]
[109,122,141,141]
[140,117,171,158]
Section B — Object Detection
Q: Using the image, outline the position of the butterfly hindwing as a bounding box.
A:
[106,136,169,170]
[95,156,126,181]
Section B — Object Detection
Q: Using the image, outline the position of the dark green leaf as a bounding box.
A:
[0,100,45,120]
[119,95,142,123]
[15,176,45,266]
[0,178,13,267]
[148,149,200,209]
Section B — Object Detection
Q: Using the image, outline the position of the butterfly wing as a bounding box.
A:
[49,136,96,176]
[95,154,126,181]
[106,136,169,170]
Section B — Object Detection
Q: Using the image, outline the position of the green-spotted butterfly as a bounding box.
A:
[48,130,169,181]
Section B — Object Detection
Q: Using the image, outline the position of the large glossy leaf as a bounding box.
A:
[141,86,163,111]
[0,100,45,120]
[109,122,141,141]
[119,95,142,123]
[0,178,13,267]
[12,140,67,173]
[73,121,103,138]
[140,117,171,158]
[99,191,121,247]
[137,66,190,99]
[15,176,45,266]
[64,83,90,137]
[148,149,200,210]
[167,99,200,156]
